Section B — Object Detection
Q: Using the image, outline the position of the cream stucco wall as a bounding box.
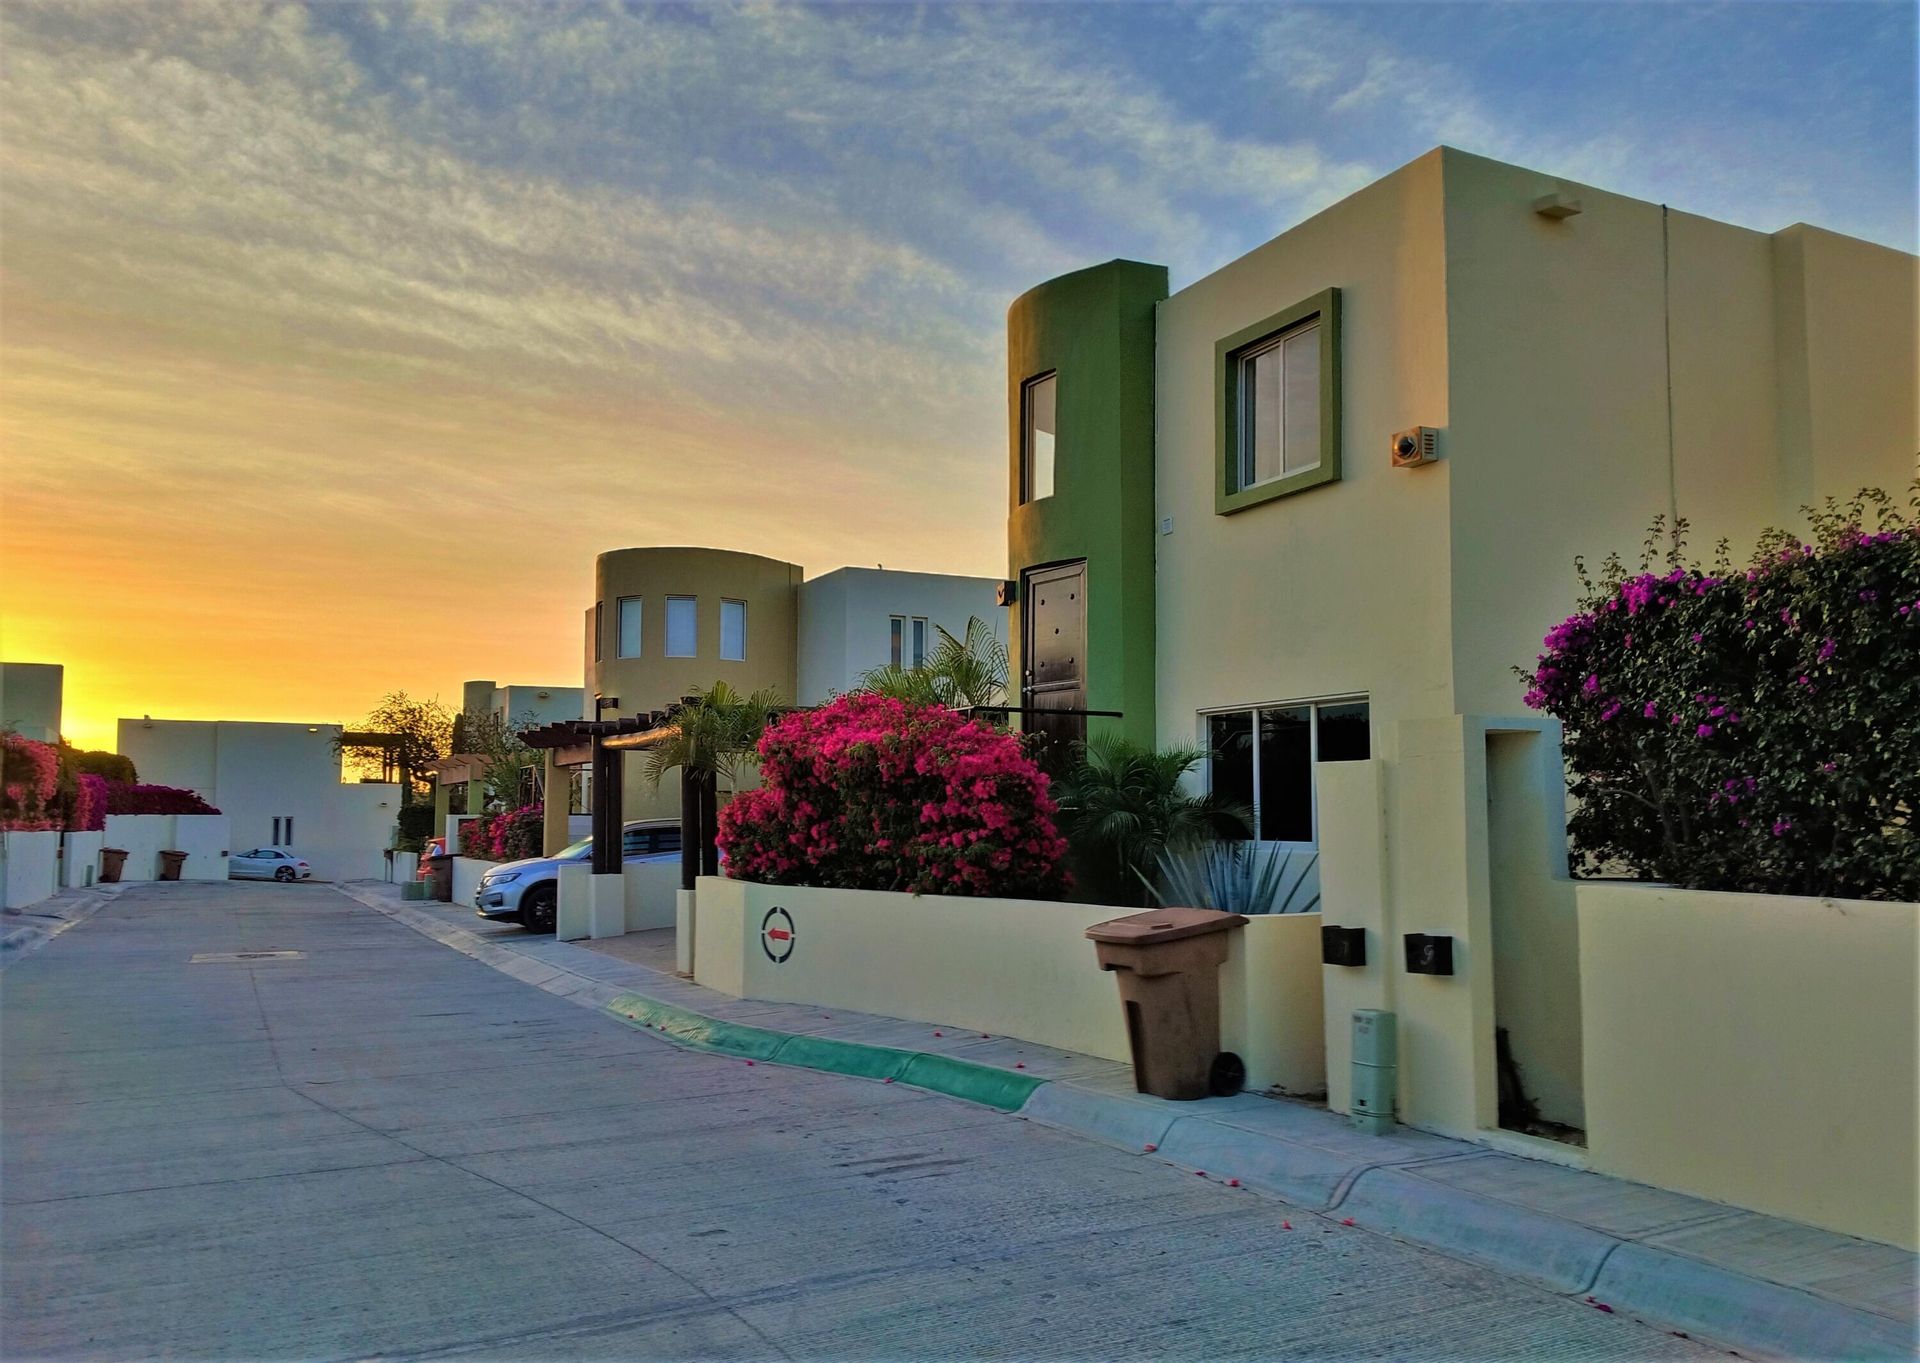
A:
[1441,149,1919,719]
[1154,150,1456,760]
[694,877,1325,1089]
[1577,883,1918,1249]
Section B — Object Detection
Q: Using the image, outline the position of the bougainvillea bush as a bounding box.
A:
[459,804,543,862]
[2,734,63,830]
[102,782,219,816]
[1520,491,1919,901]
[717,694,1070,898]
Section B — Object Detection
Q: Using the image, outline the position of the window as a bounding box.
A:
[720,599,747,661]
[890,615,905,668]
[269,817,294,847]
[271,817,281,846]
[593,601,603,661]
[665,596,697,657]
[616,597,643,659]
[911,617,928,669]
[1216,288,1340,514]
[1205,698,1369,844]
[1021,372,1057,503]
[1238,323,1320,488]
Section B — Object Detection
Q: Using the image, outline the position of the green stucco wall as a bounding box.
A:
[1006,259,1167,747]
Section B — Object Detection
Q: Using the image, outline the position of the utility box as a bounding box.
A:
[1351,1009,1398,1135]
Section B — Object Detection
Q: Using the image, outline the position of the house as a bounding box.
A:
[116,719,401,882]
[580,547,1003,821]
[999,146,1916,1230]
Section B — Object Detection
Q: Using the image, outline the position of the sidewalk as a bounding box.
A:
[337,881,1916,1363]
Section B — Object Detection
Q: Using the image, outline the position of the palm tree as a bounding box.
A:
[642,682,782,797]
[1053,735,1250,906]
[856,616,1008,710]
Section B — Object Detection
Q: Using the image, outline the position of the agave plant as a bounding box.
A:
[1147,842,1320,916]
[855,616,1009,710]
[1053,736,1249,906]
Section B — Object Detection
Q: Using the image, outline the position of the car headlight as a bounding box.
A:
[483,871,520,885]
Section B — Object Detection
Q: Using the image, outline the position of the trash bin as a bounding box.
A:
[1086,906,1247,1101]
[99,847,129,883]
[425,853,454,903]
[158,849,188,882]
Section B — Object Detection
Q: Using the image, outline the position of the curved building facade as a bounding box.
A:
[584,547,804,819]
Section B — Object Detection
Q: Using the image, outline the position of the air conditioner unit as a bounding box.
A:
[1391,426,1440,468]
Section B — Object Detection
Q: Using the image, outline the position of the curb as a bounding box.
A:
[334,882,1916,1363]
[605,992,1043,1110]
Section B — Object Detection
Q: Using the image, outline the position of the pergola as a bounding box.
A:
[420,753,493,839]
[519,711,717,889]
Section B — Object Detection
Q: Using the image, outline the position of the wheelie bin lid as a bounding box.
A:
[1085,906,1248,946]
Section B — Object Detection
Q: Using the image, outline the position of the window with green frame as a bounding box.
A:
[1214,287,1341,514]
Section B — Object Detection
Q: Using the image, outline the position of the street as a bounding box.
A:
[2,882,1721,1361]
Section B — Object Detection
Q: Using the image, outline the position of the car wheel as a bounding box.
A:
[274,867,295,883]
[519,884,557,934]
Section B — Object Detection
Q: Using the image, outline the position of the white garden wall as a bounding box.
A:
[169,815,230,880]
[451,856,489,908]
[2,831,62,909]
[61,831,104,888]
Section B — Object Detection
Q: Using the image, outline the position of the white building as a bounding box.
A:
[796,567,1007,703]
[116,719,400,882]
[0,662,64,743]
[461,680,587,728]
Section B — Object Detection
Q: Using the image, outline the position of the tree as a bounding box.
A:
[642,681,783,797]
[60,744,136,783]
[1053,736,1250,906]
[855,616,1009,710]
[459,707,539,811]
[337,691,452,803]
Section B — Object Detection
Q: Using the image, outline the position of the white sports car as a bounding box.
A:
[229,848,313,882]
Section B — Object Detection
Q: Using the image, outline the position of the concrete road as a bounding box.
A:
[2,882,1722,1361]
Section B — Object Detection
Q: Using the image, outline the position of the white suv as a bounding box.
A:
[474,819,681,933]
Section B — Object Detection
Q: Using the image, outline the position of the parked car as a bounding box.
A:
[230,849,312,882]
[474,819,681,933]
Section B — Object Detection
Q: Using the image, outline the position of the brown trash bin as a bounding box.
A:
[1087,907,1247,1101]
[157,850,188,881]
[99,847,129,883]
[424,853,454,903]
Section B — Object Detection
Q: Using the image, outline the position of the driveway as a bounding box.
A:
[1,881,1721,1360]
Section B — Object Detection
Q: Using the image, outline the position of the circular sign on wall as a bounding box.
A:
[760,906,796,964]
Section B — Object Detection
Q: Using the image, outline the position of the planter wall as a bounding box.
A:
[693,876,1326,1089]
[1577,882,1918,1249]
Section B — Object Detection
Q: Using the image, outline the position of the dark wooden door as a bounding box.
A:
[1022,561,1087,752]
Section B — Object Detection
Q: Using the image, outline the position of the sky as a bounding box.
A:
[3,1,1914,753]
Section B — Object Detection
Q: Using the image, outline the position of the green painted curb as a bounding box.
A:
[605,992,1045,1111]
[898,1052,1044,1111]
